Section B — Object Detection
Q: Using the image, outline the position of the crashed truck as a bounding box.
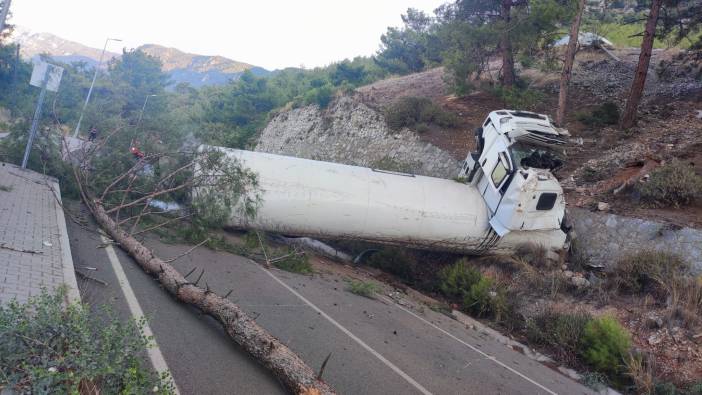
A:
[198,110,572,256]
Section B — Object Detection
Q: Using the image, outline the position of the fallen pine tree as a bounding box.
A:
[85,198,336,395]
[66,141,336,395]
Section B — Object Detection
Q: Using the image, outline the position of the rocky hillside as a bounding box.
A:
[255,95,460,179]
[10,27,269,87]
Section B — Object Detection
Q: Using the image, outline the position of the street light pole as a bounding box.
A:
[136,94,158,128]
[72,37,121,138]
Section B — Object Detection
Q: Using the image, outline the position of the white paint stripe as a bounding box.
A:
[380,296,558,395]
[257,266,433,395]
[100,235,180,395]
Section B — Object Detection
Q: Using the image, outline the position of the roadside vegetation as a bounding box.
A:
[384,96,459,131]
[0,288,174,394]
[637,161,702,208]
[358,244,702,393]
[347,280,379,299]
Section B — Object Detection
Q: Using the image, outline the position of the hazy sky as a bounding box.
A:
[11,0,446,70]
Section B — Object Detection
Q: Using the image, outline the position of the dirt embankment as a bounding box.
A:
[355,48,702,228]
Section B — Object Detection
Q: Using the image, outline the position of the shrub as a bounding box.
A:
[0,289,173,394]
[347,280,378,298]
[384,96,459,131]
[438,260,510,320]
[613,250,689,295]
[303,84,335,108]
[438,259,482,299]
[366,247,418,282]
[273,250,313,274]
[581,316,631,375]
[463,276,500,318]
[688,382,702,395]
[637,160,702,207]
[370,156,419,174]
[576,102,620,127]
[526,308,593,364]
[491,86,544,111]
[513,243,550,269]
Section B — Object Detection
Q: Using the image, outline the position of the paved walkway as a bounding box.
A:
[0,162,79,305]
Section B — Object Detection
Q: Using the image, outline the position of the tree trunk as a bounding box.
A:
[556,0,586,126]
[89,201,336,395]
[620,0,662,129]
[500,0,516,87]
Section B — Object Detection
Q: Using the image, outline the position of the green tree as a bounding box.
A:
[375,8,442,74]
[109,49,169,118]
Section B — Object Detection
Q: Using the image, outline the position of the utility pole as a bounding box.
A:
[21,69,50,169]
[0,0,12,39]
[72,37,121,138]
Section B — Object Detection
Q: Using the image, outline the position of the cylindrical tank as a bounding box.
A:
[208,147,567,254]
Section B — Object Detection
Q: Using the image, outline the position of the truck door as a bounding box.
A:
[480,151,513,216]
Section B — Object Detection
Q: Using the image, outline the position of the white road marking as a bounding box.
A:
[380,296,558,395]
[257,265,433,395]
[100,235,180,394]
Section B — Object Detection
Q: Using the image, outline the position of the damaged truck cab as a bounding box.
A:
[459,110,569,238]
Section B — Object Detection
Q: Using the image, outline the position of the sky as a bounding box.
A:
[11,0,446,70]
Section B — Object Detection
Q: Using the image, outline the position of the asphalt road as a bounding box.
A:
[67,204,595,395]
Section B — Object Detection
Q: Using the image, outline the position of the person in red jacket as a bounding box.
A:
[129,140,145,160]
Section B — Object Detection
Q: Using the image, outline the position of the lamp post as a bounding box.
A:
[72,37,121,138]
[136,94,158,128]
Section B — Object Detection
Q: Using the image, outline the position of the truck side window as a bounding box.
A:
[491,157,508,188]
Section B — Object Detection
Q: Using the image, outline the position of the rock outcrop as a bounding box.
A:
[255,96,460,179]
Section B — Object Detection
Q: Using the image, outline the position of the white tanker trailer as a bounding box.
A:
[198,110,572,255]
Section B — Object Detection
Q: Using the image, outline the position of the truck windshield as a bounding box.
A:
[510,143,564,171]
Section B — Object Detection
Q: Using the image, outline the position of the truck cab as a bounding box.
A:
[459,110,570,237]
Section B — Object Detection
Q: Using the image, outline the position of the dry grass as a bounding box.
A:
[611,250,689,295]
[625,353,655,395]
[665,275,702,328]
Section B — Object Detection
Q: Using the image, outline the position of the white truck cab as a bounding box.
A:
[459,110,570,237]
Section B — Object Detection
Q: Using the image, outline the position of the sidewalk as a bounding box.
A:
[0,162,79,305]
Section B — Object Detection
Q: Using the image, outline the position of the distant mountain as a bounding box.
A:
[137,44,270,87]
[9,27,269,87]
[11,26,119,68]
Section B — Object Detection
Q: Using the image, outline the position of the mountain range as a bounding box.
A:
[10,27,270,88]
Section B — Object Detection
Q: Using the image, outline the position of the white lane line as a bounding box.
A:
[100,235,180,395]
[380,296,558,395]
[257,265,433,395]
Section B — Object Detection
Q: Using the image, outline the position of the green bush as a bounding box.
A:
[688,382,702,395]
[438,259,510,319]
[303,83,335,108]
[637,160,702,207]
[491,86,544,111]
[438,259,482,299]
[581,316,631,375]
[366,247,418,282]
[526,309,592,364]
[370,156,419,174]
[272,249,313,274]
[576,102,620,127]
[347,280,378,298]
[0,289,173,394]
[384,96,459,131]
[463,276,499,318]
[613,250,689,295]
